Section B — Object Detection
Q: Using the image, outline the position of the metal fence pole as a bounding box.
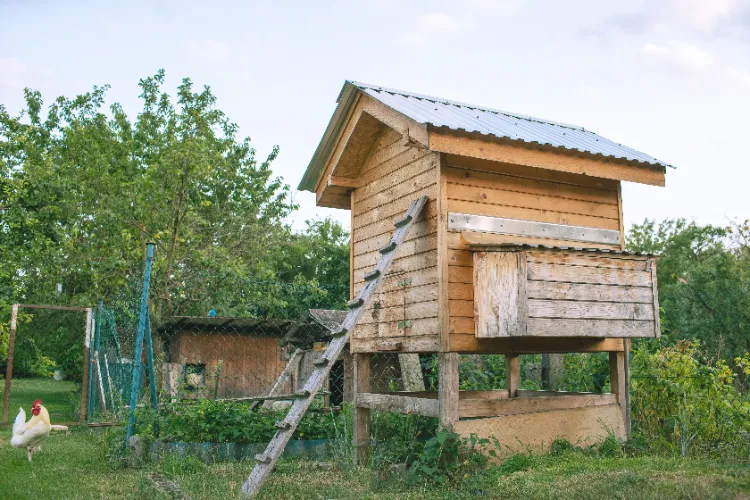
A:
[144,309,159,435]
[126,243,155,444]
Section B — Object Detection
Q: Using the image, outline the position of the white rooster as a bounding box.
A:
[10,399,68,461]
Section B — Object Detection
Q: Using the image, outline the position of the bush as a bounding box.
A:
[408,430,496,485]
[631,341,750,459]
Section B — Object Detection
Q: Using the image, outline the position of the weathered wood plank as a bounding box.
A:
[448,183,620,219]
[445,166,619,205]
[353,251,437,283]
[354,151,435,203]
[505,354,520,397]
[439,353,459,430]
[350,335,439,353]
[398,354,426,392]
[526,251,650,270]
[459,393,617,418]
[448,200,620,231]
[448,266,473,284]
[527,262,652,287]
[354,234,438,267]
[527,300,655,321]
[526,318,655,337]
[353,353,371,466]
[526,281,653,303]
[356,392,439,417]
[651,260,661,338]
[367,283,439,310]
[449,299,474,317]
[355,168,437,216]
[448,283,473,301]
[474,252,527,338]
[353,187,437,230]
[449,231,620,252]
[358,301,439,324]
[448,334,625,353]
[354,317,440,338]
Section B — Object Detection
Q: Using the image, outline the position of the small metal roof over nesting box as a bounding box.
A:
[301,81,671,208]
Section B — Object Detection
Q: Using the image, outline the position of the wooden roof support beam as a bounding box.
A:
[429,131,666,187]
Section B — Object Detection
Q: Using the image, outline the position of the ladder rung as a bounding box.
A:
[347,298,364,309]
[313,357,330,367]
[332,327,348,337]
[379,241,397,254]
[255,453,271,464]
[294,389,311,398]
[394,214,412,228]
[274,421,291,430]
[364,269,381,281]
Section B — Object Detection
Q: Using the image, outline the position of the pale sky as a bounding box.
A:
[2,0,749,232]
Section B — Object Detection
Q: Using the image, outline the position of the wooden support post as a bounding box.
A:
[609,350,627,435]
[623,339,632,438]
[353,353,371,466]
[505,354,520,397]
[438,352,459,431]
[80,308,93,424]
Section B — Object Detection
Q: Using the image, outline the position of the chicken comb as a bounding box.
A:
[32,399,42,406]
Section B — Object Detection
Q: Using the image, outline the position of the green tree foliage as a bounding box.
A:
[627,219,750,361]
[1,71,350,373]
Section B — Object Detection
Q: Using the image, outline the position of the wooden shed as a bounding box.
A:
[300,81,669,459]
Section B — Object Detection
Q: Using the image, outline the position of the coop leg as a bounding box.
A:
[505,354,520,397]
[438,353,459,432]
[609,348,629,438]
[352,353,371,466]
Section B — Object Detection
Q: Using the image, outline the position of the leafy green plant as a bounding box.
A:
[408,429,495,485]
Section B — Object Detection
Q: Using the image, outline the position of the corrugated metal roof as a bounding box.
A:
[351,81,671,169]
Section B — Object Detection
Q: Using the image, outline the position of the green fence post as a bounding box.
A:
[126,243,155,445]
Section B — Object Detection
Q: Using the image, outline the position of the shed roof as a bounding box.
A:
[299,81,671,193]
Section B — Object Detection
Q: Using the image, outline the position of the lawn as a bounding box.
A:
[1,429,749,499]
[1,378,80,425]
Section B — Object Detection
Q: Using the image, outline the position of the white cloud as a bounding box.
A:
[728,67,750,89]
[464,0,519,14]
[0,57,32,89]
[643,41,714,71]
[401,12,466,45]
[660,0,745,35]
[186,40,235,61]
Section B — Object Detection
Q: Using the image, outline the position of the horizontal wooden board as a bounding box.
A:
[448,266,473,284]
[526,281,653,303]
[356,392,439,417]
[527,262,652,287]
[354,317,440,338]
[528,300,655,321]
[444,166,619,205]
[444,154,620,191]
[355,168,437,216]
[448,283,473,301]
[459,393,617,418]
[354,234,437,266]
[359,301,439,324]
[448,199,620,231]
[450,316,475,334]
[448,183,619,219]
[354,215,436,244]
[368,283,439,310]
[449,231,620,252]
[448,334,625,353]
[350,335,439,353]
[449,299,474,317]
[354,150,435,202]
[353,251,437,283]
[526,318,656,337]
[454,404,625,457]
[448,249,473,267]
[526,251,650,270]
[353,191,438,230]
[354,266,438,291]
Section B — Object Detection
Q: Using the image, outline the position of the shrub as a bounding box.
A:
[408,430,496,485]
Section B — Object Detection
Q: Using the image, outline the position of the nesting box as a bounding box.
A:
[300,81,668,458]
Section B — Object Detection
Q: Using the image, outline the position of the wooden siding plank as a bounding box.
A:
[448,183,620,219]
[448,266,473,284]
[448,283,473,301]
[354,234,437,265]
[354,151,434,202]
[350,335,439,353]
[359,301,439,324]
[432,133,666,186]
[355,168,437,216]
[651,260,661,338]
[354,317,440,338]
[353,189,438,230]
[448,200,620,231]
[527,300,655,321]
[526,251,650,270]
[354,215,435,245]
[448,334,625,353]
[445,166,619,205]
[526,281,653,303]
[527,263,652,287]
[367,283,440,310]
[526,318,655,337]
[449,300,474,317]
[353,251,437,283]
[459,393,617,418]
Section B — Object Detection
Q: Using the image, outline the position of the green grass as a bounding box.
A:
[1,378,79,424]
[1,430,749,499]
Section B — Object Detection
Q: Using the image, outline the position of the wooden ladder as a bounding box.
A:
[241,195,428,497]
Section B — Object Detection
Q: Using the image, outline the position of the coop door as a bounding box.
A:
[473,251,527,338]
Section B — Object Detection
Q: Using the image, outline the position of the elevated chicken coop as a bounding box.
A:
[299,81,669,459]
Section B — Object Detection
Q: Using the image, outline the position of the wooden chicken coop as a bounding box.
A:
[299,81,669,460]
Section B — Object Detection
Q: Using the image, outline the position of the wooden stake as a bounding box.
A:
[353,353,371,466]
[438,352,459,431]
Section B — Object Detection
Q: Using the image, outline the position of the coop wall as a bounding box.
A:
[166,332,287,398]
[350,127,441,354]
[441,154,626,353]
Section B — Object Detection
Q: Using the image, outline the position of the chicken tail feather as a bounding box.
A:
[12,408,26,437]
